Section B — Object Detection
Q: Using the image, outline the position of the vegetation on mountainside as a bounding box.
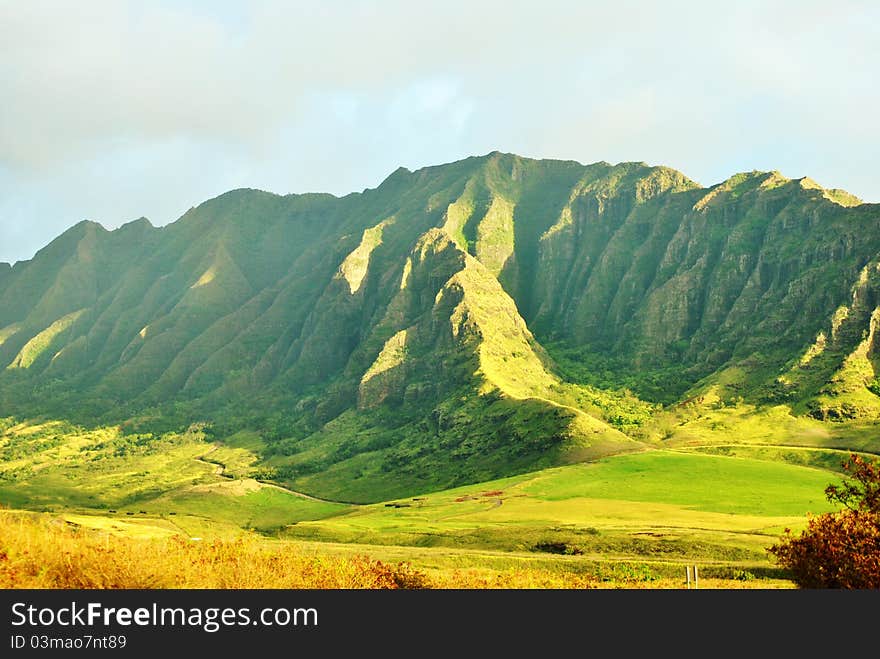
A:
[0,153,878,501]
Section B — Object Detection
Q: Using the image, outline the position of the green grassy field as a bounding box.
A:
[0,416,868,587]
[281,450,837,565]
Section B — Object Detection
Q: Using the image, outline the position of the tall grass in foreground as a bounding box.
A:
[0,512,601,589]
[0,512,427,588]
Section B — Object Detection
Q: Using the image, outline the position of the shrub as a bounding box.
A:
[768,455,880,588]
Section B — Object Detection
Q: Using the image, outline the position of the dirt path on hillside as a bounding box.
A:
[257,480,360,506]
[194,444,359,506]
[193,446,223,476]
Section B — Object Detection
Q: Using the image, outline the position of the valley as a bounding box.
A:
[1,152,879,588]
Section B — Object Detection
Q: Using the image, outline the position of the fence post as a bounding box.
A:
[685,564,699,589]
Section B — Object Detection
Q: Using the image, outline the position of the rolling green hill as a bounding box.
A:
[1,152,879,501]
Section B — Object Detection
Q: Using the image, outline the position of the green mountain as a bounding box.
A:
[1,152,879,501]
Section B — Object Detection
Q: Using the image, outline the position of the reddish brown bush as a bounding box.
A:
[824,454,880,514]
[768,454,880,588]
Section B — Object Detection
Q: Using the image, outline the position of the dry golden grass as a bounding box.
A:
[0,511,606,589]
[0,511,429,589]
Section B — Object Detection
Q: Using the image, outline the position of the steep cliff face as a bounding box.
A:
[522,170,880,383]
[775,260,880,421]
[1,152,878,499]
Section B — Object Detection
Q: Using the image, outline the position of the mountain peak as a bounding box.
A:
[121,217,154,229]
[212,187,279,202]
[73,219,107,231]
[795,176,863,207]
[378,166,413,188]
[798,176,823,190]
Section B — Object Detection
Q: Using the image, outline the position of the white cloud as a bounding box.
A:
[0,1,878,263]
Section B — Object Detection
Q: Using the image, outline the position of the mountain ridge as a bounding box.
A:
[1,152,878,500]
[5,152,867,269]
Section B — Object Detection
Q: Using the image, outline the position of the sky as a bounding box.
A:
[1,0,878,264]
